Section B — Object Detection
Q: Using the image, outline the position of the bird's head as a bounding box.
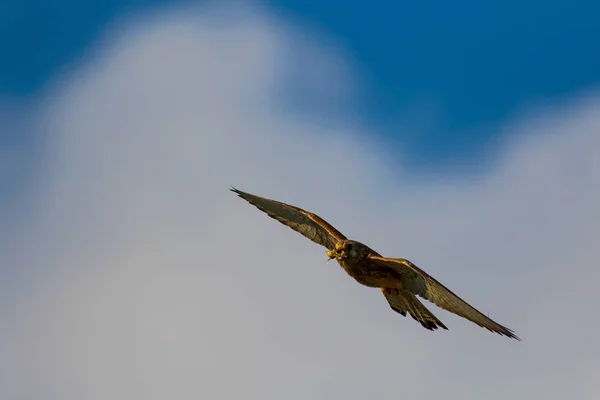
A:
[326,240,357,261]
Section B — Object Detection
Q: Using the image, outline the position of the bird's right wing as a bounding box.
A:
[369,255,520,340]
[231,187,347,250]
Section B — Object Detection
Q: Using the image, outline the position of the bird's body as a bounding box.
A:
[328,240,393,288]
[231,187,520,340]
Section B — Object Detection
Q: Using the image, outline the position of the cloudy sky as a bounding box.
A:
[1,1,599,399]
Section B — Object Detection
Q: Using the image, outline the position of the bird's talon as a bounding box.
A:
[326,249,335,260]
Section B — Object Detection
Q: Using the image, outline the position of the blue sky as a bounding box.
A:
[2,0,599,169]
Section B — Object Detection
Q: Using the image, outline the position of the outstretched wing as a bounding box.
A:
[231,187,346,250]
[382,288,448,331]
[370,255,520,340]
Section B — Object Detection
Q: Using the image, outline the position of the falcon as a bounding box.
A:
[231,187,520,340]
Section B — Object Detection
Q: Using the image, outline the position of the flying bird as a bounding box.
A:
[231,187,520,340]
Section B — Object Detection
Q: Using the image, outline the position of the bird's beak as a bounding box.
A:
[326,249,335,260]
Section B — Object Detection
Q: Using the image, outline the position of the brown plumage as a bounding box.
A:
[231,187,520,340]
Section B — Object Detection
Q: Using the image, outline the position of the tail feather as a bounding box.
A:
[382,288,448,331]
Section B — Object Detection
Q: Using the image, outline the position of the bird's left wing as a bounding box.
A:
[231,187,347,250]
[369,255,520,340]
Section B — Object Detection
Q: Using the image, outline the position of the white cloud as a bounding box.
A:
[1,4,599,399]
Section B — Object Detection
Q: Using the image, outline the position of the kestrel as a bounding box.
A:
[231,187,520,340]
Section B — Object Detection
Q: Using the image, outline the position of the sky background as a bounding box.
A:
[1,1,599,399]
[3,0,600,166]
